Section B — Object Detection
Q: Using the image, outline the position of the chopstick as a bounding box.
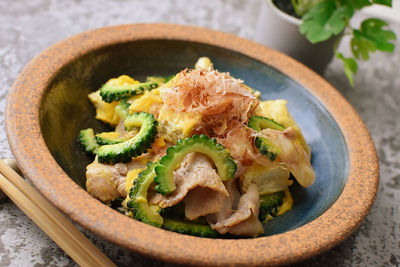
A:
[0,159,116,267]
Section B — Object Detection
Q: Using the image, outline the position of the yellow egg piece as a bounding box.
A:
[88,90,120,126]
[125,168,146,195]
[96,131,120,139]
[108,75,139,86]
[153,136,166,148]
[158,105,202,144]
[276,188,293,216]
[88,75,140,126]
[129,88,162,114]
[240,162,292,195]
[263,188,293,222]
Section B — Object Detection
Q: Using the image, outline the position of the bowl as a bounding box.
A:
[5,24,379,266]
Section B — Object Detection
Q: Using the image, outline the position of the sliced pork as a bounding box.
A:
[86,157,147,202]
[155,153,229,220]
[207,182,264,237]
[261,127,316,187]
[184,187,228,220]
[206,179,241,224]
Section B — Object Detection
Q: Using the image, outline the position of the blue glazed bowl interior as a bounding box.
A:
[40,40,349,237]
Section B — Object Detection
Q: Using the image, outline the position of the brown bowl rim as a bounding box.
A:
[5,24,379,266]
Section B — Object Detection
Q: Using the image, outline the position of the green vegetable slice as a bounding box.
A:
[95,132,124,145]
[162,218,219,238]
[97,112,158,164]
[248,116,285,131]
[154,134,237,195]
[258,191,285,222]
[248,116,285,161]
[164,75,175,83]
[78,128,100,154]
[127,162,163,227]
[114,99,130,120]
[100,82,158,103]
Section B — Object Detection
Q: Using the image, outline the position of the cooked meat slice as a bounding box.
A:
[261,127,316,187]
[214,183,259,228]
[114,163,129,196]
[86,160,123,202]
[157,153,229,219]
[207,183,264,237]
[206,179,241,224]
[227,212,264,237]
[148,186,162,206]
[115,119,127,136]
[86,157,147,202]
[184,187,228,220]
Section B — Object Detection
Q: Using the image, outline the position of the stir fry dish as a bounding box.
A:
[78,57,316,237]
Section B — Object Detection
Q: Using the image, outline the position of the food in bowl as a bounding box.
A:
[78,57,316,237]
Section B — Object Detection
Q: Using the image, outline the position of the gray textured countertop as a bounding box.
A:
[0,1,399,266]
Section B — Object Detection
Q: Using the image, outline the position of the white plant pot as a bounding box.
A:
[255,0,338,75]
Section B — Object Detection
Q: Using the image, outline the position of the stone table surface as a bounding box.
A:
[0,0,399,266]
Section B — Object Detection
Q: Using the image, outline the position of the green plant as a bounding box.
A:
[290,0,396,85]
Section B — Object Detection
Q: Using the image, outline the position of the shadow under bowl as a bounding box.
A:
[5,24,379,266]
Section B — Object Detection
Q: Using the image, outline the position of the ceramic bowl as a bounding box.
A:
[5,24,379,266]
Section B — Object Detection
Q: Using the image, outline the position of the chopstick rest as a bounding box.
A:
[0,159,116,267]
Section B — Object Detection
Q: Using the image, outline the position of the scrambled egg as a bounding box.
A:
[129,88,162,114]
[88,75,140,126]
[156,73,203,143]
[125,168,146,195]
[276,188,293,216]
[153,136,166,148]
[158,105,202,144]
[88,91,120,126]
[263,188,294,222]
[240,162,292,195]
[108,75,139,86]
[91,73,203,145]
[255,100,310,157]
[96,131,120,139]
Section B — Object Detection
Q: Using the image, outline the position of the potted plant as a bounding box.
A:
[255,0,397,85]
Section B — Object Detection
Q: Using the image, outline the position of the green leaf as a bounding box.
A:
[300,1,354,43]
[341,0,372,10]
[351,18,397,60]
[372,0,392,7]
[351,34,375,60]
[336,52,358,86]
[292,0,323,17]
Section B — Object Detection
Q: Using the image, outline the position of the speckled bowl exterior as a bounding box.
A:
[5,24,379,266]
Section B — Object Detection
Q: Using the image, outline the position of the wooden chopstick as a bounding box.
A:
[0,160,116,267]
